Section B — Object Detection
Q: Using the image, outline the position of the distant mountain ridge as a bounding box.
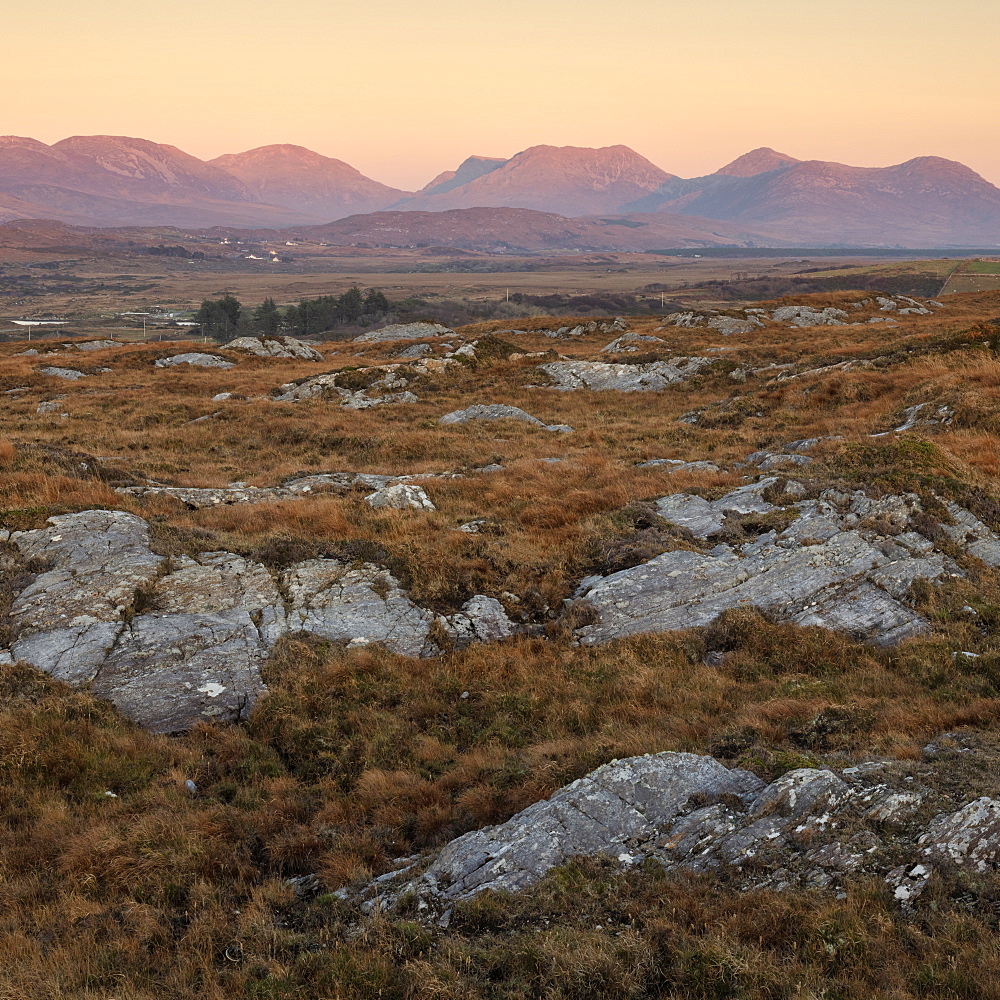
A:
[0,135,998,246]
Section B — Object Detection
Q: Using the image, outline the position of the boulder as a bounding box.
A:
[155,353,235,369]
[365,483,436,511]
[538,357,712,392]
[438,404,573,433]
[223,336,322,360]
[353,322,452,344]
[442,596,516,646]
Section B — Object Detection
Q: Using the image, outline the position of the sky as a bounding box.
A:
[4,0,999,190]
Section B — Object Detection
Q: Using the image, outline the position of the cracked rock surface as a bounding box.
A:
[2,511,515,731]
[362,737,1000,920]
[574,480,997,647]
[353,322,452,343]
[222,336,323,360]
[438,404,573,433]
[155,353,235,369]
[538,357,713,392]
[116,471,459,509]
[274,357,455,407]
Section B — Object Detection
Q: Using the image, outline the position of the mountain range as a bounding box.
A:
[1,135,999,247]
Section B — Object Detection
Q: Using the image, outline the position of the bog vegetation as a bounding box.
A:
[3,288,1000,997]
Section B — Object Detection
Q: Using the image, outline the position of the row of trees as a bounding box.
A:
[192,287,390,341]
[285,288,389,337]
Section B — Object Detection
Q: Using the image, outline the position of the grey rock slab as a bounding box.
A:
[72,340,121,351]
[91,610,272,734]
[654,478,778,536]
[772,306,848,327]
[282,559,435,657]
[442,596,516,647]
[576,484,963,647]
[155,353,235,369]
[394,342,433,358]
[538,357,712,392]
[744,451,813,471]
[8,510,162,642]
[377,752,760,908]
[707,316,760,336]
[637,459,721,473]
[941,502,1000,567]
[353,322,452,344]
[365,483,436,511]
[601,333,665,353]
[919,798,1000,871]
[223,336,322,360]
[439,404,572,433]
[38,366,90,380]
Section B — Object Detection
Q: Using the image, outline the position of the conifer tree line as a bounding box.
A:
[193,287,390,340]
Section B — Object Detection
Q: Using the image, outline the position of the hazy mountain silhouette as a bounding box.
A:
[1,135,998,245]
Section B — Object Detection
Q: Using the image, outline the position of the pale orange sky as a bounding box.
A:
[5,0,999,190]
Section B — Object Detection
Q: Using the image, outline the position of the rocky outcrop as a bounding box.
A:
[353,322,452,344]
[117,472,461,509]
[38,366,96,380]
[368,753,755,912]
[1,511,514,731]
[71,340,121,351]
[530,318,627,340]
[872,402,955,437]
[362,741,1000,921]
[637,458,721,473]
[771,305,848,327]
[538,357,713,392]
[274,356,455,407]
[601,333,665,353]
[707,316,762,336]
[282,560,437,658]
[364,483,436,511]
[573,481,998,647]
[441,596,516,647]
[223,336,322,360]
[438,404,573,433]
[155,353,235,369]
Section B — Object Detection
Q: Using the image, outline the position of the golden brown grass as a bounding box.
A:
[4,289,1000,996]
[4,610,1000,998]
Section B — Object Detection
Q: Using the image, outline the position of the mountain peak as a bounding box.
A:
[715,147,800,177]
[401,144,674,216]
[210,144,406,220]
[419,155,507,196]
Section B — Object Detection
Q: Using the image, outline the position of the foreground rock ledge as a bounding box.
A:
[0,510,514,732]
[360,743,1000,922]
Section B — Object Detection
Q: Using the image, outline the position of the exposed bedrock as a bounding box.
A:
[362,740,1000,921]
[574,480,1000,647]
[1,510,514,732]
